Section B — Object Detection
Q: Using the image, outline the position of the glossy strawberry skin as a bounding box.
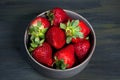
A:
[79,20,90,37]
[46,26,65,49]
[31,16,50,28]
[74,39,90,62]
[54,44,75,69]
[32,42,53,67]
[49,7,69,26]
[72,38,84,43]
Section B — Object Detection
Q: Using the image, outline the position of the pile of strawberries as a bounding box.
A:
[28,7,91,70]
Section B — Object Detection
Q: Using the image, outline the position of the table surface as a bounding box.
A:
[0,0,120,80]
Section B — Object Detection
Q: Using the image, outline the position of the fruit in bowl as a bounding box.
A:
[24,7,96,78]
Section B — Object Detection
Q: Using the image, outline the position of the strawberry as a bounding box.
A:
[54,44,75,69]
[72,20,90,43]
[28,17,50,52]
[32,42,53,67]
[60,20,90,44]
[46,26,65,49]
[74,39,90,62]
[46,7,70,26]
[60,20,84,44]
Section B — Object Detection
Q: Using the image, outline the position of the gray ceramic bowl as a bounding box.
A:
[24,9,96,78]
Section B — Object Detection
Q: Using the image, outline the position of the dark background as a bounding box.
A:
[0,0,120,80]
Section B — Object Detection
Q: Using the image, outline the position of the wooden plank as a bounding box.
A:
[0,0,120,80]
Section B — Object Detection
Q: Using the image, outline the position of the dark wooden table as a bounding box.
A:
[0,0,120,80]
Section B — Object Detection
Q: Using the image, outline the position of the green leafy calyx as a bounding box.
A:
[54,57,67,70]
[46,11,54,25]
[60,20,84,44]
[28,21,48,52]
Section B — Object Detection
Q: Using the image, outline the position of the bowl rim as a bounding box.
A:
[24,9,96,72]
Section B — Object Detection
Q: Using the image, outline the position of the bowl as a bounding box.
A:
[24,9,96,78]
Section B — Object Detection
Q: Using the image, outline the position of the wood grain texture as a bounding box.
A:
[0,0,120,80]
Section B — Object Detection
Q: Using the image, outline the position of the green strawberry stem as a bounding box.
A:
[28,21,48,52]
[60,20,84,44]
[46,11,54,25]
[54,57,67,70]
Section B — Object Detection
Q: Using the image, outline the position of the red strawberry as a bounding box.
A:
[46,7,69,26]
[32,42,53,67]
[28,17,50,52]
[72,20,90,43]
[31,16,50,28]
[60,20,84,44]
[60,20,90,44]
[74,39,90,62]
[46,26,65,49]
[54,44,75,69]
